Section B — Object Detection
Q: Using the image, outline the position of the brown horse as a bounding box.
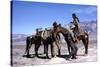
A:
[70,22,89,54]
[52,24,78,59]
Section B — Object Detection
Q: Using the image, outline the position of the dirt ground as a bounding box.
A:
[11,37,97,67]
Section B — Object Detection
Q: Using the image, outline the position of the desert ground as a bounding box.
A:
[12,35,97,67]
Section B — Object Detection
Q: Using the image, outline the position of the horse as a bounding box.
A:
[23,31,43,57]
[53,24,78,59]
[23,28,61,58]
[23,35,34,57]
[41,28,61,58]
[70,22,89,54]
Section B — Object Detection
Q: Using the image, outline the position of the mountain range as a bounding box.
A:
[12,20,97,44]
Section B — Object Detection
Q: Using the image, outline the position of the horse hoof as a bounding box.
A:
[52,55,54,58]
[85,52,88,55]
[84,54,87,56]
[26,55,31,58]
[46,55,49,58]
[36,55,39,58]
[58,54,61,56]
[66,57,69,60]
[71,57,77,59]
[22,55,26,57]
[46,57,51,59]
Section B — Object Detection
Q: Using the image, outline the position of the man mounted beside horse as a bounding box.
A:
[70,13,89,54]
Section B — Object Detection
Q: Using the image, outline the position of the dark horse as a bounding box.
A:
[23,31,43,57]
[41,29,55,58]
[53,24,78,59]
[70,22,89,54]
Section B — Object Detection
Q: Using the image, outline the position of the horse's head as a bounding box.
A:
[52,24,66,39]
[52,24,61,34]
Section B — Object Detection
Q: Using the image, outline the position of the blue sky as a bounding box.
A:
[11,1,97,34]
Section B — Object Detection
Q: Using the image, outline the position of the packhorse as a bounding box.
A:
[41,28,61,58]
[23,28,61,58]
[23,30,43,57]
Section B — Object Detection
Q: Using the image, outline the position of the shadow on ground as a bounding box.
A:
[22,53,69,59]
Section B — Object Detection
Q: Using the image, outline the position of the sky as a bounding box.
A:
[11,1,97,34]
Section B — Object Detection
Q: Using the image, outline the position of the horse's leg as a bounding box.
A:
[44,41,46,54]
[24,37,29,55]
[35,44,39,57]
[58,47,61,56]
[55,40,61,56]
[82,34,89,55]
[26,41,33,57]
[23,37,31,57]
[46,43,50,58]
[28,41,33,54]
[85,34,89,54]
[51,42,55,58]
[67,44,71,55]
[43,40,49,58]
[35,44,38,57]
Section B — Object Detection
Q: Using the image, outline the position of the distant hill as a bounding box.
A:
[12,20,97,45]
[12,34,28,43]
[80,20,97,35]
